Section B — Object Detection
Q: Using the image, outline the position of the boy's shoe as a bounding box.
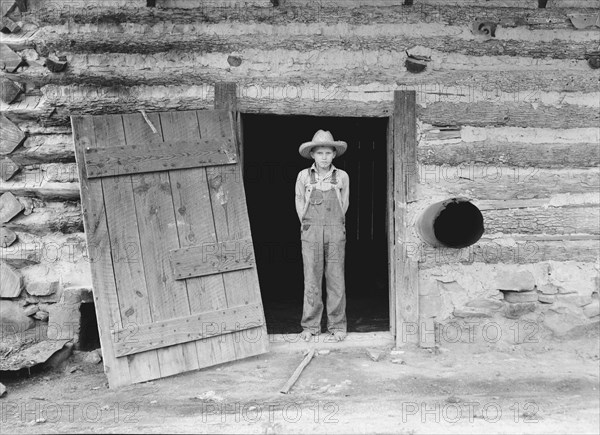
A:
[300,329,320,341]
[324,331,347,342]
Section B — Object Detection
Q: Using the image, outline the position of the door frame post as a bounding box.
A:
[392,90,419,347]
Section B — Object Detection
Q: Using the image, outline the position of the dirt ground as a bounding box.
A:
[1,329,599,435]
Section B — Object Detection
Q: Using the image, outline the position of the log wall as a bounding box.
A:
[1,0,598,340]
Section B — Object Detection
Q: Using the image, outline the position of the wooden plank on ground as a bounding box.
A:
[113,303,265,357]
[84,138,237,178]
[92,114,161,384]
[280,350,315,394]
[71,115,132,388]
[160,108,237,369]
[170,237,255,280]
[121,112,199,378]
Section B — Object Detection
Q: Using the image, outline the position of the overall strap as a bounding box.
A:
[309,167,317,185]
[331,169,338,185]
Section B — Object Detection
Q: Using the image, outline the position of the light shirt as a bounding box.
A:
[295,163,350,222]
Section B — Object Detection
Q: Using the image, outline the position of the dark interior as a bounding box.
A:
[434,201,485,249]
[242,114,389,334]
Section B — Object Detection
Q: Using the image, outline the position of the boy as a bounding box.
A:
[295,130,350,342]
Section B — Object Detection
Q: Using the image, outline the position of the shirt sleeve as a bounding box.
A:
[341,171,350,214]
[295,170,306,222]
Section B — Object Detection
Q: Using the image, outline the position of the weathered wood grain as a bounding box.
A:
[93,113,162,384]
[0,180,80,200]
[394,90,420,347]
[419,102,599,129]
[418,238,599,268]
[40,33,598,60]
[12,62,600,92]
[113,303,264,357]
[84,137,236,178]
[419,166,600,201]
[11,134,75,165]
[3,201,83,235]
[482,205,600,235]
[160,109,237,371]
[71,115,132,388]
[170,237,255,280]
[27,3,599,29]
[121,111,200,378]
[208,92,269,359]
[418,141,600,168]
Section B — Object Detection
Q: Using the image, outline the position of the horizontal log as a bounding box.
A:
[419,166,600,200]
[10,55,600,90]
[3,200,83,235]
[418,141,600,168]
[420,102,599,128]
[417,238,599,268]
[2,163,79,184]
[39,32,597,60]
[421,125,600,145]
[0,231,87,268]
[0,181,80,200]
[415,0,599,7]
[481,205,600,235]
[6,88,599,127]
[475,196,599,209]
[11,134,75,165]
[26,3,597,30]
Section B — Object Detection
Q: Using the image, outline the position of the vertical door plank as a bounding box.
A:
[71,116,132,388]
[202,111,269,359]
[121,112,200,377]
[161,110,237,368]
[93,114,161,383]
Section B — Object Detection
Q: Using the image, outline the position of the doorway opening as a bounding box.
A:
[242,114,389,334]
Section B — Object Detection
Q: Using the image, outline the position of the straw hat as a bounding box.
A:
[299,130,347,159]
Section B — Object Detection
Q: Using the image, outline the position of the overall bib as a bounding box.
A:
[300,170,347,334]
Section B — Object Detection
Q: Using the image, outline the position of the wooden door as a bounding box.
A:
[72,110,269,388]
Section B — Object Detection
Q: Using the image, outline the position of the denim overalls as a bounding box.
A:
[300,169,347,334]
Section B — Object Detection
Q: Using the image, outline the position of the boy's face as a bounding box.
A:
[310,146,336,169]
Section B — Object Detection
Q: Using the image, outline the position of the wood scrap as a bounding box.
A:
[0,226,17,247]
[1,156,21,181]
[0,77,22,103]
[1,16,21,33]
[280,349,315,394]
[0,191,24,223]
[0,114,25,155]
[0,44,22,72]
[0,262,23,297]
